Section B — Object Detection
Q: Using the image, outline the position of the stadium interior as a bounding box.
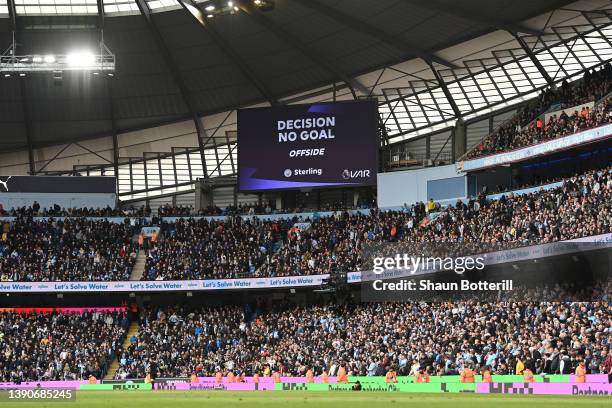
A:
[0,0,610,406]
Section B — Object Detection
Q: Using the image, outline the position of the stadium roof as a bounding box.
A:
[0,0,610,153]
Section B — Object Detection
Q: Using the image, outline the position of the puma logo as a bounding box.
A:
[0,176,12,192]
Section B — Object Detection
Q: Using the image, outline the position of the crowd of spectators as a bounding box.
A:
[251,166,611,278]
[140,165,610,280]
[0,310,128,382]
[256,211,363,277]
[112,294,612,379]
[365,166,611,265]
[0,165,609,282]
[467,63,612,159]
[142,217,281,280]
[156,202,369,218]
[0,201,366,219]
[157,204,222,217]
[0,202,153,218]
[0,218,138,281]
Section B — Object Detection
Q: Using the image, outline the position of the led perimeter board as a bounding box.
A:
[238,100,378,191]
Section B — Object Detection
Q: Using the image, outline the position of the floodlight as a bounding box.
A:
[1,42,115,75]
[67,52,96,67]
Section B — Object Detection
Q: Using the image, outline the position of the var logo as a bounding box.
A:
[342,169,370,179]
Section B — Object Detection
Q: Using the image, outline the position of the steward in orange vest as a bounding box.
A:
[523,368,535,383]
[575,361,587,383]
[415,368,430,383]
[481,366,493,383]
[460,367,475,383]
[385,368,397,383]
[337,365,348,384]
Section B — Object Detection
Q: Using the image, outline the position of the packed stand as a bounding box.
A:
[467,63,612,158]
[0,217,138,281]
[0,166,608,282]
[141,166,610,280]
[0,202,153,218]
[155,202,370,218]
[367,166,611,263]
[257,166,611,277]
[0,200,372,219]
[112,295,612,379]
[142,217,281,280]
[257,211,363,277]
[0,310,128,382]
[157,204,223,217]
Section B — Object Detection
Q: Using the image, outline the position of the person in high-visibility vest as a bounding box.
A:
[415,368,430,383]
[227,371,235,383]
[306,369,315,383]
[337,365,348,384]
[321,370,329,384]
[481,366,493,383]
[460,366,475,383]
[145,372,153,384]
[272,371,281,383]
[523,368,535,383]
[190,373,199,384]
[385,367,397,383]
[215,370,223,384]
[575,361,587,383]
[88,375,97,384]
[253,373,260,384]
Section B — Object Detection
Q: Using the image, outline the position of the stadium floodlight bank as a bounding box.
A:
[0,45,115,74]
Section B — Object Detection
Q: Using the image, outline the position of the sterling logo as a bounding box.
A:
[342,169,370,179]
[283,169,292,178]
[0,176,11,192]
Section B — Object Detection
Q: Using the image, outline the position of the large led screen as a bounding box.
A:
[238,100,378,191]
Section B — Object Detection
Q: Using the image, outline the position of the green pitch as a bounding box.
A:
[3,391,610,408]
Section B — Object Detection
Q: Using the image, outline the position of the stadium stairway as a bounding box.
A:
[104,321,139,380]
[129,251,146,280]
